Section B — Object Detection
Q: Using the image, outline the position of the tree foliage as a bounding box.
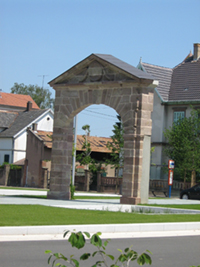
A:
[164,109,200,185]
[76,125,93,169]
[106,115,124,176]
[46,230,152,267]
[76,125,104,173]
[10,82,54,109]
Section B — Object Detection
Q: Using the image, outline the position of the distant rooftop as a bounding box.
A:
[0,92,40,110]
[33,130,113,153]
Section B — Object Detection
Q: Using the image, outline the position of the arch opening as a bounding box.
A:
[47,53,157,204]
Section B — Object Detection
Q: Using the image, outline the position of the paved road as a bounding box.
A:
[1,236,200,267]
[1,189,200,205]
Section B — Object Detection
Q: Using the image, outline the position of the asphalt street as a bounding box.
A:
[1,236,200,267]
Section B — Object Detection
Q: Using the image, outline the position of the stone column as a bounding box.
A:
[120,90,154,204]
[47,118,73,200]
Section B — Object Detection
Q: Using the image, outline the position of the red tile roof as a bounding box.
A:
[76,135,113,153]
[34,131,113,153]
[0,92,40,109]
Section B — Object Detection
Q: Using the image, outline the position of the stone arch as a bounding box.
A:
[47,54,157,204]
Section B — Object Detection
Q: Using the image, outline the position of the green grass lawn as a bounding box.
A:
[1,205,200,227]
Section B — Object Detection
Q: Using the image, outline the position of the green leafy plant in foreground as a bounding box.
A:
[45,231,152,267]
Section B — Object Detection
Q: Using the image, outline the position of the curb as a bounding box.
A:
[1,222,200,236]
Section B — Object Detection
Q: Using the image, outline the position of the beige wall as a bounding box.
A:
[151,92,200,179]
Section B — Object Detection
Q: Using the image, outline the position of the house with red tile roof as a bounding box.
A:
[137,43,200,180]
[0,92,40,111]
[0,96,54,165]
[24,129,116,187]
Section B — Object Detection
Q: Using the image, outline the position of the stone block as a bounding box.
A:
[148,93,154,104]
[120,95,130,103]
[122,87,131,95]
[47,190,70,200]
[83,91,89,104]
[120,197,141,205]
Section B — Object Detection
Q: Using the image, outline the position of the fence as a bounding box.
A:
[149,179,192,192]
[97,173,122,194]
[0,165,23,186]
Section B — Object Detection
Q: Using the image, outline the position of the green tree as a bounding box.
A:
[164,109,200,187]
[76,125,105,187]
[76,125,93,170]
[10,82,54,109]
[106,115,124,177]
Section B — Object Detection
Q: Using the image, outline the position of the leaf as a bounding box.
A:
[103,240,109,247]
[118,255,127,262]
[91,234,102,247]
[54,253,61,259]
[96,232,102,236]
[47,255,52,264]
[71,259,79,267]
[63,230,70,238]
[117,249,123,253]
[137,254,145,265]
[83,232,90,238]
[107,254,115,260]
[92,251,98,257]
[68,233,78,247]
[80,253,91,260]
[146,250,152,255]
[59,253,68,261]
[45,250,52,254]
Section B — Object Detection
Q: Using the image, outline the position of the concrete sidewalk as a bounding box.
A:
[0,189,200,241]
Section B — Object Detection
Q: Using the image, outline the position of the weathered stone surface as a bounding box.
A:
[48,59,155,203]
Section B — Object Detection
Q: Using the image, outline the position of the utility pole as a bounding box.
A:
[38,75,49,88]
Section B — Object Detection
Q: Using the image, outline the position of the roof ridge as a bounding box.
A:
[142,62,172,70]
[173,56,200,70]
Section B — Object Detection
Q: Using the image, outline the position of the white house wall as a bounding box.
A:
[151,92,165,143]
[12,110,54,164]
[13,131,27,163]
[36,112,54,131]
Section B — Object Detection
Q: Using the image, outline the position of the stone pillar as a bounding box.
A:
[120,90,154,204]
[47,116,73,200]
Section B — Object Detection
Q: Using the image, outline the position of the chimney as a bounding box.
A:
[32,123,38,131]
[193,43,200,60]
[27,101,32,111]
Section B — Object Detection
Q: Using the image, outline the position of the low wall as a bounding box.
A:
[97,173,122,194]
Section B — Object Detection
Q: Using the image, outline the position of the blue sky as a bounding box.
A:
[1,0,200,137]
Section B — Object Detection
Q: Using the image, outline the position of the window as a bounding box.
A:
[4,154,9,163]
[173,111,185,123]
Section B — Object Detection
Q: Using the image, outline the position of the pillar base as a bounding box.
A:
[120,196,141,205]
[47,191,71,200]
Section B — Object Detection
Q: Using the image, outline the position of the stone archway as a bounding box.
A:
[47,54,157,204]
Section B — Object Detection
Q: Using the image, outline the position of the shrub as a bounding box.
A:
[45,230,152,267]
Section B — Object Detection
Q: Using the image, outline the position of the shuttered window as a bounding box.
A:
[173,111,185,123]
